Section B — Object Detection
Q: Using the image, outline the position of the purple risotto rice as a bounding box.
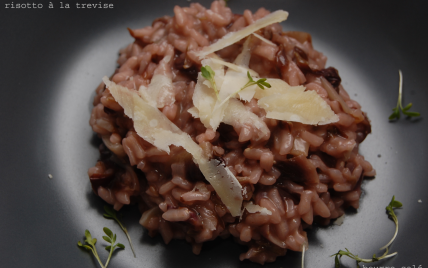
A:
[88,1,375,264]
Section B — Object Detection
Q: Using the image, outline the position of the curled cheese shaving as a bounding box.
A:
[195,10,288,59]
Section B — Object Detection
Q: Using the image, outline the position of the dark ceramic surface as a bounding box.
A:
[1,0,427,267]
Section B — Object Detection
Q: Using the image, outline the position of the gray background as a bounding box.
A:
[0,0,427,267]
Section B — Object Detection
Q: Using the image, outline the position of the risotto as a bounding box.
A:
[88,0,375,264]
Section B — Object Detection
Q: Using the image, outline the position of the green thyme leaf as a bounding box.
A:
[85,230,93,243]
[259,80,271,88]
[242,72,271,90]
[103,227,113,239]
[388,196,403,209]
[201,66,220,100]
[78,228,125,268]
[103,236,112,243]
[403,110,420,117]
[402,103,412,111]
[388,108,400,120]
[78,230,106,268]
[201,66,213,80]
[247,70,254,82]
[103,206,136,258]
[334,254,340,268]
[254,77,271,90]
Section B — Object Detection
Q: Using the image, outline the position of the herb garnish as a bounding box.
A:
[331,196,402,268]
[243,70,272,90]
[201,66,220,100]
[389,70,420,120]
[78,228,125,268]
[201,65,272,105]
[332,247,397,268]
[103,205,136,258]
[380,196,402,250]
[216,70,271,108]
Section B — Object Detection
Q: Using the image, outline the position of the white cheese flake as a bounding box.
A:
[243,201,272,215]
[333,214,345,226]
[233,35,253,68]
[252,32,276,46]
[223,99,270,141]
[139,55,174,108]
[258,84,339,125]
[192,58,226,130]
[253,78,293,99]
[210,58,258,77]
[195,10,288,59]
[187,107,200,118]
[194,37,265,130]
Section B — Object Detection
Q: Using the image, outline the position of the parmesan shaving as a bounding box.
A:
[210,58,258,77]
[258,86,339,125]
[145,74,174,108]
[233,36,252,68]
[198,159,243,217]
[139,54,175,108]
[214,38,257,109]
[192,73,217,127]
[333,214,345,226]
[195,10,289,59]
[195,36,263,130]
[228,36,259,102]
[103,77,243,216]
[238,85,257,102]
[252,32,276,46]
[218,71,249,100]
[192,58,227,130]
[223,99,270,141]
[243,201,272,215]
[253,78,293,99]
[187,106,200,118]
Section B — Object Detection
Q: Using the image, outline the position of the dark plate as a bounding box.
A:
[1,0,427,267]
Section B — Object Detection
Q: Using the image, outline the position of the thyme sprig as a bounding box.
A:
[201,66,220,100]
[216,71,271,108]
[389,70,420,120]
[331,196,402,268]
[332,247,397,268]
[244,70,272,90]
[103,205,136,258]
[78,228,125,268]
[380,196,402,250]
